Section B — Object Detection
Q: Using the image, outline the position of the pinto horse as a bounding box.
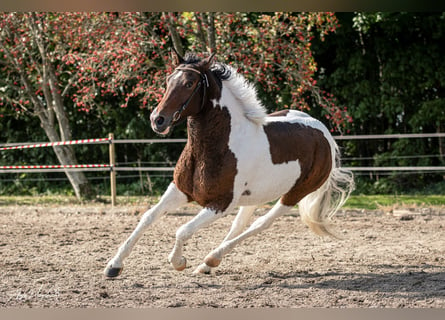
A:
[104,51,354,277]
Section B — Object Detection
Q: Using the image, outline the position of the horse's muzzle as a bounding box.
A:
[150,110,172,136]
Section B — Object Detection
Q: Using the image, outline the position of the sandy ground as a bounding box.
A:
[0,203,444,308]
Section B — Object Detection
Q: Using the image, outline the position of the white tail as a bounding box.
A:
[298,143,355,238]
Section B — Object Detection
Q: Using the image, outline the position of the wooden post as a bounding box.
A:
[109,133,116,206]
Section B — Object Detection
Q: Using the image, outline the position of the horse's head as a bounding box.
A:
[150,50,216,136]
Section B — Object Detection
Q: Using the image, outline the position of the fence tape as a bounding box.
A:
[1,134,444,174]
[0,164,110,169]
[0,164,112,173]
[346,166,445,171]
[0,137,111,151]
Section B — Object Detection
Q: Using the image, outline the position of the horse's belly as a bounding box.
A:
[235,160,301,206]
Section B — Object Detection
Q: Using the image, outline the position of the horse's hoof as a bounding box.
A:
[104,266,123,278]
[172,256,187,271]
[204,255,221,268]
[193,263,212,274]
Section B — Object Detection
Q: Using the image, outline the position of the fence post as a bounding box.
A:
[109,133,116,206]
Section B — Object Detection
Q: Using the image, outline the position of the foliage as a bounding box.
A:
[0,13,99,198]
[1,12,346,124]
[0,12,347,196]
[313,12,445,194]
[172,12,351,131]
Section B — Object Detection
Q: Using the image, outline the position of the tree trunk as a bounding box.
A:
[39,116,95,200]
[53,145,95,200]
[28,13,95,200]
[206,13,216,53]
[194,13,208,52]
[164,13,184,57]
[1,13,95,200]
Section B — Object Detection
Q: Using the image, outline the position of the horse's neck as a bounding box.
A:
[185,83,261,157]
[187,103,233,156]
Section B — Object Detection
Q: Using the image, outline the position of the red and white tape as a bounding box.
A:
[0,164,111,170]
[0,137,111,151]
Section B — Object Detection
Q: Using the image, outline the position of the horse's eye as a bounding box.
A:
[185,81,193,89]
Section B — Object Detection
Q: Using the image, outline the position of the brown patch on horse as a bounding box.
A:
[174,104,237,212]
[263,121,332,206]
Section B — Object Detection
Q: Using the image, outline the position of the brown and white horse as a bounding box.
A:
[104,51,354,277]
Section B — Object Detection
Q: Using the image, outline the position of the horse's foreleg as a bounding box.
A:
[104,183,188,278]
[203,202,292,269]
[193,206,256,274]
[168,207,227,271]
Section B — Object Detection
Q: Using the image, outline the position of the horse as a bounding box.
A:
[104,50,354,277]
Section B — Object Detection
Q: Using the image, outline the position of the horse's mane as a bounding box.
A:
[182,52,267,125]
[212,63,267,125]
[182,52,202,65]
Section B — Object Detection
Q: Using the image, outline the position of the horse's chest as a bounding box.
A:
[174,145,237,212]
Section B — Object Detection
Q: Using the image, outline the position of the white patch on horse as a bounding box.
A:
[169,70,184,82]
[214,85,302,207]
[218,65,267,125]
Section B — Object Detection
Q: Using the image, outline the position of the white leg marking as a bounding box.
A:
[104,183,188,276]
[193,206,256,274]
[168,207,225,271]
[204,202,292,268]
[223,206,256,241]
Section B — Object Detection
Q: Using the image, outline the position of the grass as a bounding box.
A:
[0,193,444,211]
[0,194,158,207]
[345,194,445,210]
[0,194,80,206]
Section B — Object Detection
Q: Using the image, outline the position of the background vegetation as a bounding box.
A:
[0,12,444,199]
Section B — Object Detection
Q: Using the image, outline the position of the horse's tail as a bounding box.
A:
[298,141,355,238]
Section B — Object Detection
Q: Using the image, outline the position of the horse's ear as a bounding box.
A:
[171,47,184,66]
[203,52,216,69]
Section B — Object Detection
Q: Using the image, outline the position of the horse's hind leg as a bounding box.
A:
[168,206,230,271]
[203,201,292,270]
[104,183,188,278]
[222,206,257,241]
[193,205,256,274]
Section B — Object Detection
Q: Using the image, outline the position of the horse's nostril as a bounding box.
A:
[156,116,165,126]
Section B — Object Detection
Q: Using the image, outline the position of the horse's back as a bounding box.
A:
[265,109,335,161]
[266,110,328,133]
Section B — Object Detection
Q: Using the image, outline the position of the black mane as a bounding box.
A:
[183,52,202,65]
[182,52,232,83]
[211,63,231,82]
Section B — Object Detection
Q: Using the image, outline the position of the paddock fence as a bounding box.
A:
[1,132,444,205]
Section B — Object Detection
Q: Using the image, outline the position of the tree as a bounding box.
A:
[66,12,348,130]
[163,12,351,132]
[0,12,171,199]
[0,13,95,199]
[313,12,445,193]
[1,12,351,197]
